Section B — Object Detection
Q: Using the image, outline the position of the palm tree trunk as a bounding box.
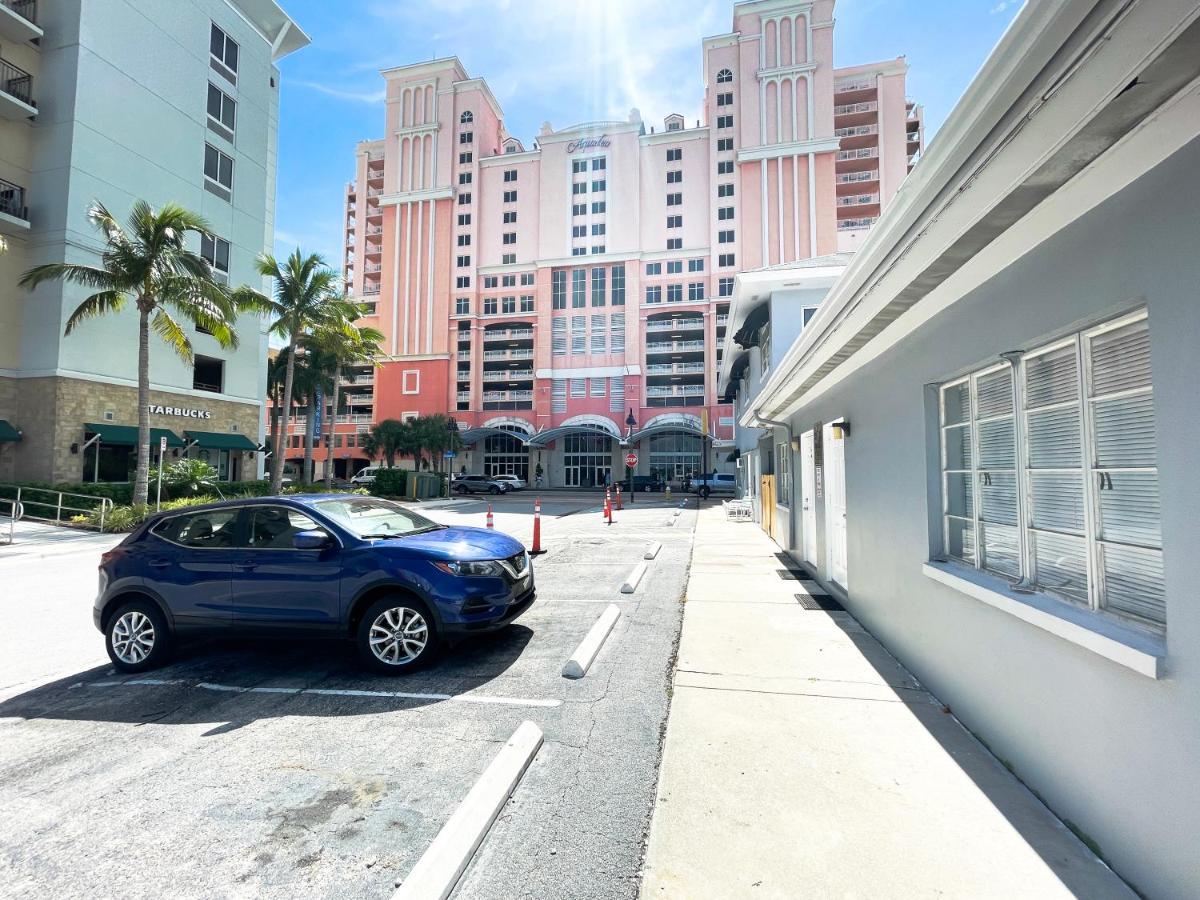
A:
[324,365,340,488]
[271,345,296,493]
[133,308,152,507]
[303,395,315,484]
[270,396,283,483]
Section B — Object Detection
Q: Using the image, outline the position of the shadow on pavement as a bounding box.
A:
[0,625,534,734]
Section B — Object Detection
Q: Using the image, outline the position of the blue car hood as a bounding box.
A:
[372,525,524,560]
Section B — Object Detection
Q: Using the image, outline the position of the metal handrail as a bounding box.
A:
[0,176,26,220]
[0,56,34,107]
[2,1,37,25]
[0,484,115,532]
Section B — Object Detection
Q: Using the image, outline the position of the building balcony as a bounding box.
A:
[837,216,878,231]
[0,1,41,43]
[833,100,877,117]
[358,301,377,316]
[645,362,706,375]
[837,193,880,207]
[363,263,382,274]
[483,348,533,361]
[366,225,383,236]
[367,157,385,171]
[362,285,381,296]
[834,124,878,139]
[364,242,382,258]
[0,177,29,234]
[836,169,879,186]
[646,385,705,398]
[458,349,471,360]
[366,187,383,198]
[715,314,729,327]
[0,55,36,119]
[645,317,704,333]
[457,391,471,403]
[341,373,375,385]
[482,369,533,382]
[646,339,705,354]
[837,147,878,162]
[483,390,534,402]
[483,326,534,341]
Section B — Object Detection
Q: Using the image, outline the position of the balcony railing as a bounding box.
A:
[483,327,534,341]
[834,100,877,116]
[646,385,705,397]
[836,170,878,184]
[341,373,375,385]
[482,369,534,382]
[457,350,471,360]
[837,193,879,207]
[645,362,705,375]
[715,314,729,327]
[1,56,34,107]
[366,225,383,235]
[834,124,878,138]
[483,348,533,360]
[646,340,705,353]
[837,147,878,161]
[362,287,381,296]
[363,264,381,275]
[837,216,877,230]
[834,78,873,93]
[0,177,27,220]
[457,391,471,403]
[483,390,534,401]
[645,318,703,332]
[366,187,382,198]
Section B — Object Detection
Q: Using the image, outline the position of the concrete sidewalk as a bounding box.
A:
[640,505,1133,899]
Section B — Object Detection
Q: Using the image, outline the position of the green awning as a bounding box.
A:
[184,430,259,451]
[84,423,185,447]
[0,420,21,442]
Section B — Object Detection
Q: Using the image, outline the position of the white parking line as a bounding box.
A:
[87,679,561,708]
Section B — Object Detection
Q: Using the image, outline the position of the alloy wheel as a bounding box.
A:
[368,606,429,666]
[111,611,156,664]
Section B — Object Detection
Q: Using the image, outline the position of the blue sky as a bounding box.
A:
[272,0,1023,266]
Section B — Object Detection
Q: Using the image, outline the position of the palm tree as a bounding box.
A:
[362,419,408,469]
[286,344,331,485]
[254,249,342,493]
[266,350,290,476]
[310,311,384,487]
[19,201,252,506]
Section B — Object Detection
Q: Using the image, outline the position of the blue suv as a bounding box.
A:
[94,495,535,674]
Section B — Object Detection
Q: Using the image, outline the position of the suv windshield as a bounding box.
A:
[315,497,443,539]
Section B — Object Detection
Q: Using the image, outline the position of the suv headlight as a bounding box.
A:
[433,559,504,577]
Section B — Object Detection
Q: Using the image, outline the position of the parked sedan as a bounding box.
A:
[491,475,526,491]
[93,495,535,674]
[452,474,510,495]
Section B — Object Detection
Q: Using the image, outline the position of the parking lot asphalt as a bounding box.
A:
[0,497,696,899]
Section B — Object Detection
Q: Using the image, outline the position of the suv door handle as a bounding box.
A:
[148,558,170,568]
[233,560,257,570]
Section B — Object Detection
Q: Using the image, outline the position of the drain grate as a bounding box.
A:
[795,593,845,612]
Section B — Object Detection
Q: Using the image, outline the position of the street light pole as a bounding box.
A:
[625,407,637,505]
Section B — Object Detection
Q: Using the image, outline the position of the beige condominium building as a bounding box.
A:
[0,0,307,484]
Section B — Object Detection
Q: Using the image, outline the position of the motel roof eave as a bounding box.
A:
[746,0,1200,428]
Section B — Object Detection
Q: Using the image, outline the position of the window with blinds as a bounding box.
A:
[571,315,586,353]
[552,318,567,355]
[938,310,1164,631]
[590,377,606,397]
[570,378,586,397]
[610,313,625,353]
[591,314,606,352]
[609,377,625,412]
[552,379,567,412]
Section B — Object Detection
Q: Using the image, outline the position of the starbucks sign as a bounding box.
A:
[148,404,212,419]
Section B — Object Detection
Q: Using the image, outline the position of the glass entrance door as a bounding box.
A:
[563,431,612,488]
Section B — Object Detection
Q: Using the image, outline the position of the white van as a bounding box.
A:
[350,465,381,485]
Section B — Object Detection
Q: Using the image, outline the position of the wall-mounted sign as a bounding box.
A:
[147,405,212,419]
[566,134,611,153]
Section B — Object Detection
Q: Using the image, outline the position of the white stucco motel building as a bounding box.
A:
[721,1,1200,896]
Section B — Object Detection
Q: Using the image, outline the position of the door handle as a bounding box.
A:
[149,559,170,568]
[233,560,257,570]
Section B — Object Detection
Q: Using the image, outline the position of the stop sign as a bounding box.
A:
[625,452,638,467]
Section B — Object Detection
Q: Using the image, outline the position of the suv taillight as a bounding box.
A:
[99,548,122,568]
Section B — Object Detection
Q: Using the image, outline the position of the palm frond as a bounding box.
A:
[151,308,194,363]
[64,291,127,335]
[18,262,127,292]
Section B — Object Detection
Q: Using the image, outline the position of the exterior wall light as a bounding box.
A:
[831,421,851,440]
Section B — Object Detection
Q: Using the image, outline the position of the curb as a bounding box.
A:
[644,541,662,560]
[562,604,622,679]
[393,721,543,900]
[620,560,648,594]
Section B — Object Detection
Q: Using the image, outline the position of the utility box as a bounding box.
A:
[407,472,440,500]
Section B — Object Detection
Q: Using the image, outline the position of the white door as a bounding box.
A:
[800,430,817,565]
[822,422,848,589]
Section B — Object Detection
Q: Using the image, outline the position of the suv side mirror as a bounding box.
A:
[292,529,332,550]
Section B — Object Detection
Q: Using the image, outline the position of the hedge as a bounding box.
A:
[371,468,407,497]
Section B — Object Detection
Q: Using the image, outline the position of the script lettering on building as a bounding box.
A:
[566,134,611,153]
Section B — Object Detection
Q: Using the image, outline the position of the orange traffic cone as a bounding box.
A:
[530,497,544,554]
[486,503,494,529]
[604,495,613,526]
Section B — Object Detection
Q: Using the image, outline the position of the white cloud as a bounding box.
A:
[989,1,1013,14]
[293,80,385,105]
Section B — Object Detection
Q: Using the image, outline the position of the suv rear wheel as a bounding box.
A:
[356,596,440,674]
[105,600,172,672]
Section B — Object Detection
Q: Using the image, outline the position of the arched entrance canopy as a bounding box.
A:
[527,421,619,448]
[457,427,530,446]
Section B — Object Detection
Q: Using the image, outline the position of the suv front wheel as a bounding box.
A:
[356,596,440,674]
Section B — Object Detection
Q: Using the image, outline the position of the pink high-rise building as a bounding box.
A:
[317,0,920,487]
